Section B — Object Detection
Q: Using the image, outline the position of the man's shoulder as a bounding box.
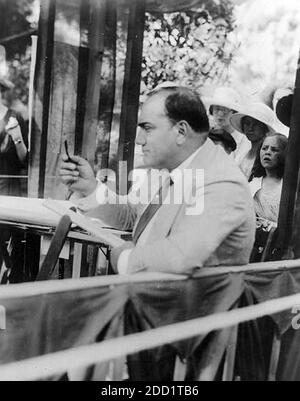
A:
[192,140,248,185]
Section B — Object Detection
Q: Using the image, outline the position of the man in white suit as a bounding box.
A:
[60,86,255,275]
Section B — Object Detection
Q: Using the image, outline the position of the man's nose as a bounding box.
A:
[135,129,146,145]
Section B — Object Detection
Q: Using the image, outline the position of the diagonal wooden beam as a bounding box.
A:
[36,215,72,281]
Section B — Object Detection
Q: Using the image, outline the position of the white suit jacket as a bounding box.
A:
[86,139,256,274]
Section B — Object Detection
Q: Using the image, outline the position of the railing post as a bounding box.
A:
[117,0,146,194]
[222,325,238,381]
[275,52,300,259]
[268,334,281,381]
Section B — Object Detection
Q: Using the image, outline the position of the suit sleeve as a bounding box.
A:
[83,169,149,231]
[126,181,254,274]
[86,202,137,231]
[83,185,137,231]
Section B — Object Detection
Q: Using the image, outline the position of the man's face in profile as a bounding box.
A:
[136,93,177,170]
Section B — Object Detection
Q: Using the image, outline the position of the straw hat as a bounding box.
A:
[208,87,242,114]
[230,102,277,134]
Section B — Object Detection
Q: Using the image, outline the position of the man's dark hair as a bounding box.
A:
[149,86,210,134]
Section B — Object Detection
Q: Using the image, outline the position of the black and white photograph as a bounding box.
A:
[0,0,299,384]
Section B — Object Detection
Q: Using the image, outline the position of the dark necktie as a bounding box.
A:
[132,177,173,244]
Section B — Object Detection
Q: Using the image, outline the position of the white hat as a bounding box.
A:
[230,102,277,134]
[273,119,289,137]
[208,87,242,114]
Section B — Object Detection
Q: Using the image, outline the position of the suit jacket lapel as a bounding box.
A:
[146,139,216,241]
[147,199,181,242]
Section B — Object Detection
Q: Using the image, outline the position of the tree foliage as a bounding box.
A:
[1,0,236,110]
[141,0,236,93]
[0,0,35,58]
[229,0,300,98]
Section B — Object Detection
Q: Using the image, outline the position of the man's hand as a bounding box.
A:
[75,189,102,212]
[6,117,23,143]
[59,154,97,197]
[110,241,135,274]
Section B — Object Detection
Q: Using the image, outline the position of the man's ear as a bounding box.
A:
[175,121,189,145]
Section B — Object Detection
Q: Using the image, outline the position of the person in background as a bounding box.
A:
[208,87,250,161]
[248,133,288,262]
[0,76,28,283]
[249,133,288,229]
[274,87,293,129]
[259,84,291,136]
[230,102,277,180]
[0,76,28,197]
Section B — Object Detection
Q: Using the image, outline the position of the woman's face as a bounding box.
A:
[242,116,267,143]
[212,105,234,130]
[260,136,282,171]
